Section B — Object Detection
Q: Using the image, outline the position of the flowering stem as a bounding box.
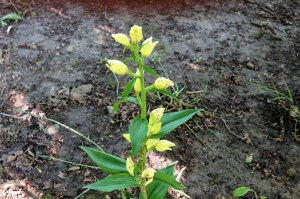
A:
[133,43,148,199]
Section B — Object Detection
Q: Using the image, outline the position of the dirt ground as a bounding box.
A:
[0,0,300,198]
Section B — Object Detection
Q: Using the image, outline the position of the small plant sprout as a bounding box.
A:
[252,82,299,141]
[233,186,267,199]
[0,12,22,27]
[80,25,200,198]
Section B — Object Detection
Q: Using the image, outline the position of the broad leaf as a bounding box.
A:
[129,117,148,157]
[122,78,136,98]
[1,12,22,21]
[152,109,202,138]
[233,186,252,197]
[113,97,138,113]
[153,172,184,190]
[84,173,139,192]
[145,162,177,199]
[143,65,159,77]
[80,146,127,174]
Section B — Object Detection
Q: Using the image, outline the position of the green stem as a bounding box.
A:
[133,43,148,199]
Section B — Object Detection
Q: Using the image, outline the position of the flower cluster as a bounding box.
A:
[107,25,174,90]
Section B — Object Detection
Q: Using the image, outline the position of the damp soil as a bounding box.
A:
[0,0,300,198]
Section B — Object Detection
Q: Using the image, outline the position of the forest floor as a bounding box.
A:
[0,0,299,198]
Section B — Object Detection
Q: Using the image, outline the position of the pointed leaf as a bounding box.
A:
[113,97,138,113]
[129,117,148,157]
[152,109,202,139]
[84,173,139,192]
[122,78,136,98]
[151,88,179,102]
[80,146,127,174]
[153,172,184,190]
[233,186,252,197]
[143,65,159,77]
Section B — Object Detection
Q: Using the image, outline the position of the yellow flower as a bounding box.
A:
[126,157,135,176]
[106,60,128,75]
[123,133,131,143]
[154,140,175,152]
[134,69,141,93]
[146,139,159,150]
[147,122,162,136]
[141,168,156,186]
[154,77,174,89]
[141,37,159,57]
[149,108,165,125]
[130,25,143,43]
[112,33,131,47]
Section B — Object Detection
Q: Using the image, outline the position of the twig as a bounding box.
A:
[0,112,24,119]
[221,119,245,140]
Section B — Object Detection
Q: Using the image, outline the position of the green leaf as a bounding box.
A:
[0,12,22,21]
[122,78,136,98]
[233,186,252,197]
[80,146,127,174]
[146,163,177,199]
[129,117,148,157]
[260,196,267,199]
[113,97,138,113]
[153,172,184,190]
[84,173,139,192]
[143,65,159,77]
[152,109,202,139]
[151,88,179,102]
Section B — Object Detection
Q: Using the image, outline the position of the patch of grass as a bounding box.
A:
[252,82,299,140]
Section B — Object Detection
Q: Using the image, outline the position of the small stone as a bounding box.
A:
[66,46,73,53]
[0,49,3,58]
[7,155,17,163]
[107,106,115,116]
[247,62,254,69]
[0,58,4,64]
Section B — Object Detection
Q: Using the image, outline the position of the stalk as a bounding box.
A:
[134,43,148,199]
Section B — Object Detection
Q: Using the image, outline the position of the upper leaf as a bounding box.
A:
[129,117,148,157]
[152,109,202,139]
[84,173,139,192]
[143,65,159,77]
[113,97,138,113]
[80,146,127,174]
[122,78,136,98]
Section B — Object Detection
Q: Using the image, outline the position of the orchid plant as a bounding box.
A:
[81,25,201,199]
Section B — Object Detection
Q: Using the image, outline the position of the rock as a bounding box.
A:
[66,46,73,53]
[107,106,115,116]
[44,124,59,135]
[0,49,3,58]
[70,84,93,103]
[247,62,254,69]
[0,58,4,64]
[7,155,17,163]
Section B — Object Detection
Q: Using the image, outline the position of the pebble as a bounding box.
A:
[66,46,73,53]
[0,58,4,64]
[0,49,3,58]
[107,106,115,116]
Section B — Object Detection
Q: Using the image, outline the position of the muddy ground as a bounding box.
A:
[0,0,300,198]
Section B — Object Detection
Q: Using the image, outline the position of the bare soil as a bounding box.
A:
[0,0,300,198]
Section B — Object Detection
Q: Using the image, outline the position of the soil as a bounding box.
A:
[0,0,300,198]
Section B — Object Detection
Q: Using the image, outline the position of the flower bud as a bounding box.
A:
[155,140,175,152]
[134,69,141,93]
[154,77,174,89]
[130,25,143,43]
[149,108,165,125]
[106,60,128,75]
[141,37,159,57]
[147,122,162,136]
[126,157,135,176]
[141,168,156,186]
[146,139,159,150]
[112,33,131,47]
[123,133,131,143]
